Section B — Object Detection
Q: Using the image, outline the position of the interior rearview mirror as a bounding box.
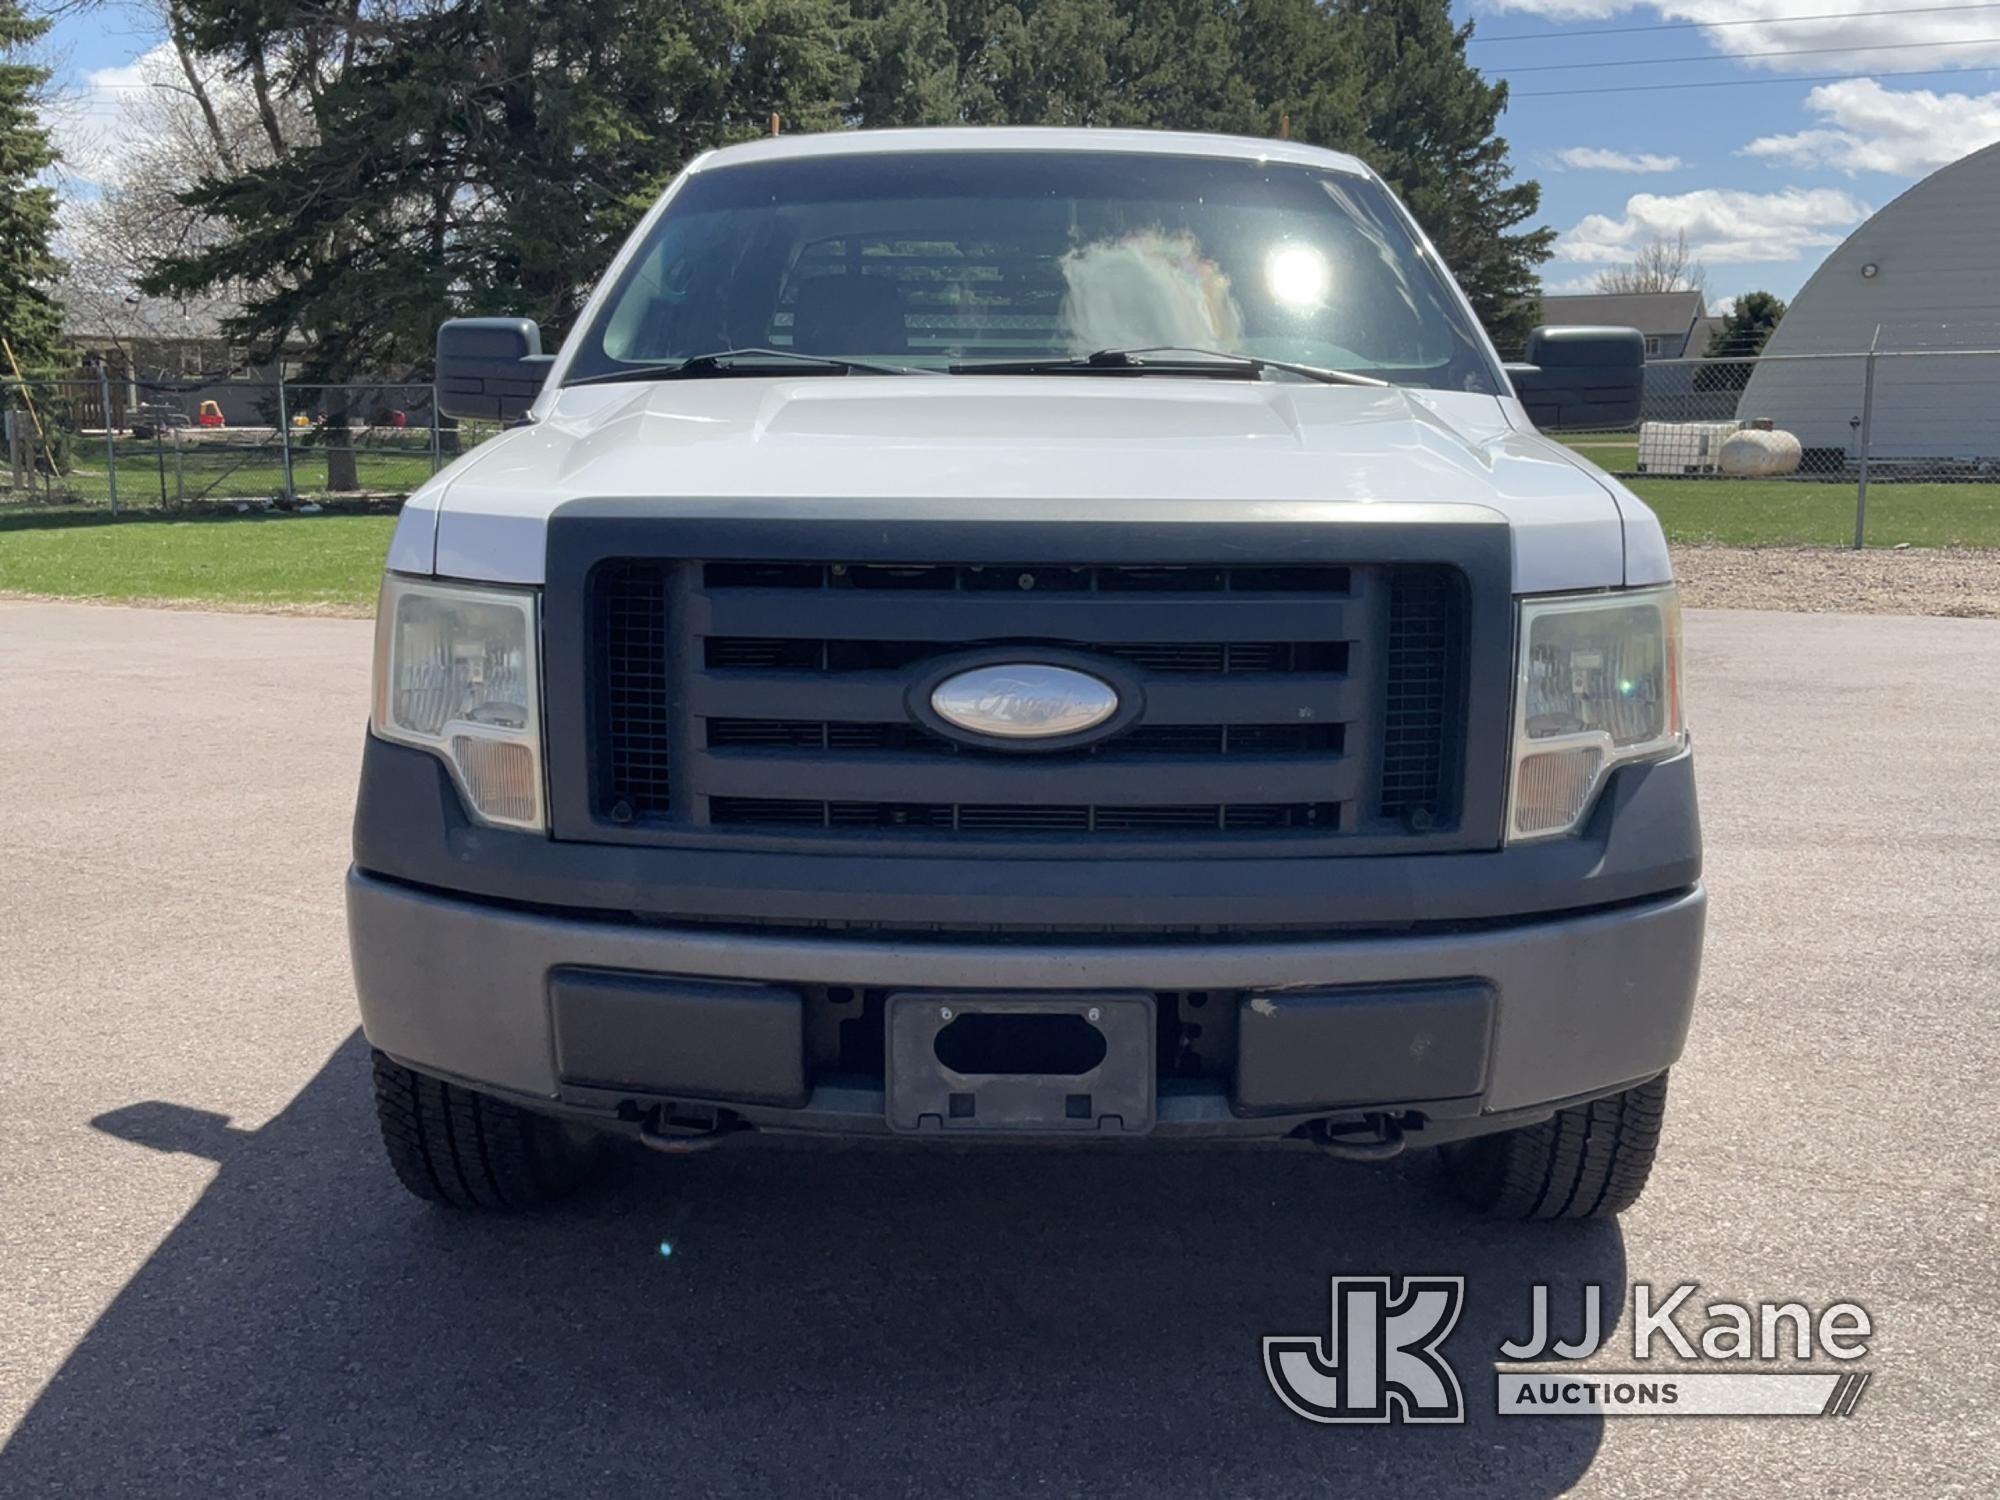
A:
[1505,325,1645,432]
[436,318,555,423]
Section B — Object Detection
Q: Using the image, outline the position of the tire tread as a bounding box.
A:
[370,1050,594,1210]
[1442,1073,1670,1221]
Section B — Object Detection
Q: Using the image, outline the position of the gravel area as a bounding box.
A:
[1670,543,2000,618]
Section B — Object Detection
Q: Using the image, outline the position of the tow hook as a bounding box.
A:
[1308,1113,1407,1161]
[637,1108,742,1155]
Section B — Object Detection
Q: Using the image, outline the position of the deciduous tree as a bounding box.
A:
[1593,229,1708,299]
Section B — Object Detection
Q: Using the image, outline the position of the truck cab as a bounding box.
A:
[350,128,1700,1219]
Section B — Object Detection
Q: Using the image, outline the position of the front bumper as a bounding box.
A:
[347,869,1706,1143]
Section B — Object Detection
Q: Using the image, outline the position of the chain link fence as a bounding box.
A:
[1,374,503,514]
[1534,333,2000,547]
[7,341,1999,548]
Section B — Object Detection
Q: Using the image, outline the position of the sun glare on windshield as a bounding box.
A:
[1265,244,1333,312]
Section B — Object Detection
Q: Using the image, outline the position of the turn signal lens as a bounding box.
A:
[451,736,540,825]
[1508,586,1684,841]
[1513,745,1606,837]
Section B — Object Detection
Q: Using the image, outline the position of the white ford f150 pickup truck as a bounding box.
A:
[350,127,1702,1219]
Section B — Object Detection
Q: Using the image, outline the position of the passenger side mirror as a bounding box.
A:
[1506,326,1645,431]
[436,318,555,423]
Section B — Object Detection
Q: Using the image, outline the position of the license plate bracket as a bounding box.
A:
[885,992,1156,1135]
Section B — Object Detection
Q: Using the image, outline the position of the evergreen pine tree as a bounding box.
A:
[1696,289,1786,393]
[1332,0,1552,351]
[853,0,1549,345]
[0,0,64,367]
[148,0,1551,378]
[1707,290,1786,359]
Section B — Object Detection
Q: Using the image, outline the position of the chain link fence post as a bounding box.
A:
[431,383,443,475]
[1853,326,1880,550]
[98,366,119,514]
[154,412,168,508]
[275,375,296,502]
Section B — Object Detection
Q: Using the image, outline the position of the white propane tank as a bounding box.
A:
[1718,422,1803,477]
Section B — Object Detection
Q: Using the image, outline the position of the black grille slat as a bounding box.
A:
[694,748,1359,806]
[706,636,824,670]
[957,805,1092,833]
[693,588,1360,644]
[700,562,1352,595]
[704,720,1343,758]
[703,638,1347,675]
[597,559,1465,841]
[708,799,1340,835]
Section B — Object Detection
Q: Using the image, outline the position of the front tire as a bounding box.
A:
[1440,1073,1669,1220]
[370,1050,599,1209]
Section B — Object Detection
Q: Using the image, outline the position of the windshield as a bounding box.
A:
[565,150,1503,393]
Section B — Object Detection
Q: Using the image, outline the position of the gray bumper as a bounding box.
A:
[347,869,1705,1139]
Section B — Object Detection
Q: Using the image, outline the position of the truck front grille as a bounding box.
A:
[592,559,1466,842]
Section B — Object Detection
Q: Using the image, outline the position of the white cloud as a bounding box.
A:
[1481,1,2000,72]
[1740,78,2000,175]
[1710,294,1738,315]
[1554,147,1686,173]
[49,44,185,189]
[1553,186,1870,264]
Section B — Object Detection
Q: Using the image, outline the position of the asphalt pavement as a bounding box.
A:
[1,600,1995,1497]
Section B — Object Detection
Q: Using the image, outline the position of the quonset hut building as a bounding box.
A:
[1735,140,2000,469]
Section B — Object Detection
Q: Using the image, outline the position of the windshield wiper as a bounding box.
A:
[567,348,927,386]
[950,346,1390,387]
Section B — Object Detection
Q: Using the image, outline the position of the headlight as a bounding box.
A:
[370,575,544,831]
[1509,585,1684,841]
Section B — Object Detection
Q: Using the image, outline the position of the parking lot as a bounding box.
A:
[1,599,1996,1497]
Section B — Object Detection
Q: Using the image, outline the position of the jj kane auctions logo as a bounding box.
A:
[1266,1278,1875,1423]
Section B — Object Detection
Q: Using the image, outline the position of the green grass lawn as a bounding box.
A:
[1552,434,2000,547]
[1628,479,2000,548]
[1557,437,1640,473]
[0,510,397,610]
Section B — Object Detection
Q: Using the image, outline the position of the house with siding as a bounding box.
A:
[1538,290,1708,359]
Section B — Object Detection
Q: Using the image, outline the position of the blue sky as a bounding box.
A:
[36,1,2000,311]
[1465,0,2000,307]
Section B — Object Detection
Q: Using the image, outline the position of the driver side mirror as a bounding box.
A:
[436,318,554,423]
[1506,326,1645,431]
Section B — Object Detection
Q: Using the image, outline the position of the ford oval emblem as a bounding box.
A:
[930,664,1120,740]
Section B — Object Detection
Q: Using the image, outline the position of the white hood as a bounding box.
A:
[391,376,1666,593]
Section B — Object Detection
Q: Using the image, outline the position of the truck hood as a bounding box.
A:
[397,377,1658,592]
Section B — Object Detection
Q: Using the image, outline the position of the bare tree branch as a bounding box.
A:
[167,5,239,173]
[1594,229,1708,300]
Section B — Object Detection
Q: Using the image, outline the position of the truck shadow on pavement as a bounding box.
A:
[7,1033,1625,1498]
